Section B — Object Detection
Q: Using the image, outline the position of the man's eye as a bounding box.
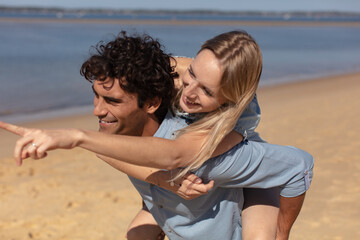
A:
[105,98,121,104]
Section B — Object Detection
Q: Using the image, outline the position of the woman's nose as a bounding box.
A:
[183,81,198,98]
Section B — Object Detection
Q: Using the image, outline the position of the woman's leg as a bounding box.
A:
[126,202,165,240]
[242,188,280,240]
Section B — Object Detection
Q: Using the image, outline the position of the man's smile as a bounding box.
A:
[99,119,118,125]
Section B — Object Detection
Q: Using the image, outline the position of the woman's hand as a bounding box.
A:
[0,121,82,166]
[164,171,214,200]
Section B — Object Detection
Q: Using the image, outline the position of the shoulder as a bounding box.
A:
[154,111,188,139]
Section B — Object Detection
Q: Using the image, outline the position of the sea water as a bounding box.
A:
[1,17,360,122]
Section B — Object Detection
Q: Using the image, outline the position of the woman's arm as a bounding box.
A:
[0,121,241,170]
[78,129,209,169]
[0,121,201,168]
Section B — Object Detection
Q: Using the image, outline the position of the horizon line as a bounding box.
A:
[1,6,360,15]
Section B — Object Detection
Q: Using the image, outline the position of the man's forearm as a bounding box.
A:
[276,193,306,240]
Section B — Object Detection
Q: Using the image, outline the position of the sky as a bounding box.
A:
[1,0,360,13]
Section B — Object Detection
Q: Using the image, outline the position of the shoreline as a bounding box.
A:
[258,70,360,91]
[2,71,359,125]
[1,71,360,239]
[1,17,360,27]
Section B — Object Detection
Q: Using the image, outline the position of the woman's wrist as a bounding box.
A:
[74,129,88,148]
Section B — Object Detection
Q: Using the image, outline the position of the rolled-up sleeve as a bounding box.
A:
[197,141,314,198]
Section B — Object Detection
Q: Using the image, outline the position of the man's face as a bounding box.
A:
[92,78,148,136]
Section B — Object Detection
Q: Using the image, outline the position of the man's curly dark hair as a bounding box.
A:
[80,31,177,122]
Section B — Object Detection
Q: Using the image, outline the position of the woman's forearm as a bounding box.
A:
[77,129,202,169]
[0,120,233,170]
[98,154,214,200]
[97,154,167,184]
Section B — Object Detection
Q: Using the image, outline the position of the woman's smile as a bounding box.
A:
[182,95,199,106]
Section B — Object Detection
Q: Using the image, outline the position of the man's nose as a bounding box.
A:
[93,97,107,117]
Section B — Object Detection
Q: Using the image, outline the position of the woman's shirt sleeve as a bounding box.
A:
[234,94,264,142]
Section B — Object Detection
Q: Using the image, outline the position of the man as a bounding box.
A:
[1,31,311,240]
[80,31,310,240]
[81,31,215,239]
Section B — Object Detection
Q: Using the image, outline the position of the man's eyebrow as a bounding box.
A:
[92,85,119,101]
[104,96,122,102]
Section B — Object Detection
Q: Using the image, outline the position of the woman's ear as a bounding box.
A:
[144,97,162,114]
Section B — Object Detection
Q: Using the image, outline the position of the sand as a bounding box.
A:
[0,72,359,239]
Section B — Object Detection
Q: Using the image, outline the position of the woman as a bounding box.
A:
[0,31,313,239]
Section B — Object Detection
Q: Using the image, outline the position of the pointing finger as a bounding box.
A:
[0,121,27,136]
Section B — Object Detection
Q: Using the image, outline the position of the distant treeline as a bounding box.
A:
[0,6,359,18]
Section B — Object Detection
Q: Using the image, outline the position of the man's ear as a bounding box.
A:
[144,97,162,114]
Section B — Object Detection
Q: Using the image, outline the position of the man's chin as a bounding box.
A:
[98,126,117,134]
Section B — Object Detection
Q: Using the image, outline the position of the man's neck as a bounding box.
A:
[141,114,160,137]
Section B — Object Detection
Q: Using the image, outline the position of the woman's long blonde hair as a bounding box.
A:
[174,30,263,179]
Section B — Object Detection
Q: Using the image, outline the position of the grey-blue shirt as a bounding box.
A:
[129,96,314,240]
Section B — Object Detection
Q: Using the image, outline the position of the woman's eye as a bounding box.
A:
[188,67,196,78]
[203,88,213,97]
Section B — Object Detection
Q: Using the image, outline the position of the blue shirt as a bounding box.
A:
[129,96,314,240]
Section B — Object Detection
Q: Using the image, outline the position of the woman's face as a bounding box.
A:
[180,49,226,114]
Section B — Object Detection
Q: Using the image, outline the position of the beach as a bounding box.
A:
[0,72,359,239]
